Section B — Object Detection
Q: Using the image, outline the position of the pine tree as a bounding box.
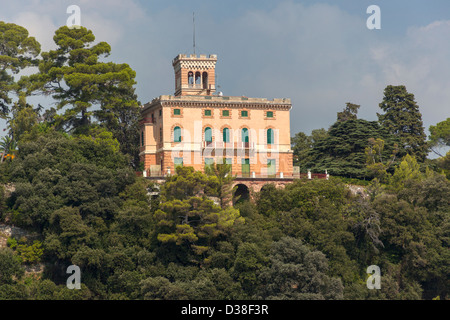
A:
[0,22,41,163]
[337,102,360,122]
[377,85,428,162]
[305,119,398,179]
[428,118,450,157]
[0,21,40,118]
[21,26,141,166]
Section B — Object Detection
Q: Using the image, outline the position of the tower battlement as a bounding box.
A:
[173,53,218,96]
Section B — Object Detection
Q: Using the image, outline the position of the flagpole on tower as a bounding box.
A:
[193,12,196,55]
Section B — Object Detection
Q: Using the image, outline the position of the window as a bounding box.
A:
[266,111,274,118]
[202,72,208,89]
[173,108,181,115]
[159,109,162,117]
[205,127,212,142]
[267,128,274,145]
[241,158,250,177]
[268,159,276,177]
[223,127,230,143]
[222,158,232,174]
[241,110,248,117]
[188,72,194,85]
[204,109,212,116]
[205,158,214,171]
[174,126,181,142]
[160,128,163,143]
[174,157,183,168]
[241,128,249,143]
[222,110,230,117]
[141,131,144,147]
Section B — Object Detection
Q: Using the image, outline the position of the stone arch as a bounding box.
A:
[202,71,208,89]
[188,71,194,84]
[233,183,250,205]
[195,71,201,85]
[259,183,274,193]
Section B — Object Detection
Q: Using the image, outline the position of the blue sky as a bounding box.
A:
[1,0,450,156]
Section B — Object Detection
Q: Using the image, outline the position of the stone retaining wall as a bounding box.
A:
[0,223,39,248]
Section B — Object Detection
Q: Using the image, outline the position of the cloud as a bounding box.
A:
[1,0,449,140]
[203,2,379,134]
[370,19,450,133]
[195,1,450,136]
[12,11,58,51]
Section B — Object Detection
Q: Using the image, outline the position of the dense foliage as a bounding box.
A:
[1,136,447,300]
[0,22,448,300]
[304,119,399,179]
[377,85,428,162]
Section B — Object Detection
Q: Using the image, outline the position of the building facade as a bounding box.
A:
[139,54,294,179]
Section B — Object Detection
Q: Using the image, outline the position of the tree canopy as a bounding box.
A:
[305,119,399,179]
[377,85,428,162]
[0,21,448,302]
[20,25,141,167]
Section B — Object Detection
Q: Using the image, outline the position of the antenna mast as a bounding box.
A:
[193,12,196,55]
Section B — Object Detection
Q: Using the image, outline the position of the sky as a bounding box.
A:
[1,0,450,155]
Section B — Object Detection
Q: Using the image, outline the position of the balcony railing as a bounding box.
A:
[139,117,155,125]
[188,84,203,89]
[201,141,255,150]
[140,171,330,180]
[140,165,330,180]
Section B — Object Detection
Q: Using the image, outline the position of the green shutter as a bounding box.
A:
[242,128,249,143]
[267,128,274,145]
[174,126,181,142]
[223,128,230,142]
[268,159,276,177]
[205,127,212,142]
[174,157,183,168]
[241,158,250,177]
[205,158,214,171]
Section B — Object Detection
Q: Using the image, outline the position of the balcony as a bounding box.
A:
[201,141,255,150]
[139,117,155,125]
[188,84,203,89]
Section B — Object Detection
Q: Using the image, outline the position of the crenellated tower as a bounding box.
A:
[172,54,217,96]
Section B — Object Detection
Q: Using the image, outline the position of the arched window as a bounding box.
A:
[188,72,194,85]
[223,127,230,143]
[267,128,274,145]
[195,72,201,85]
[205,127,212,142]
[241,128,249,143]
[174,126,181,142]
[202,72,208,89]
